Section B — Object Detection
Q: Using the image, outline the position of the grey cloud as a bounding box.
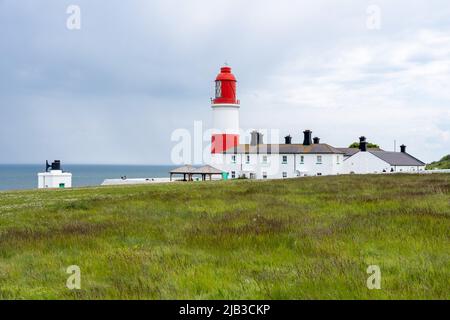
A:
[1,0,449,164]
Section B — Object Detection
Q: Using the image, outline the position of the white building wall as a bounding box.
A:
[210,148,424,179]
[343,151,391,174]
[343,152,426,174]
[296,154,344,176]
[392,165,426,173]
[38,171,72,189]
[210,153,345,179]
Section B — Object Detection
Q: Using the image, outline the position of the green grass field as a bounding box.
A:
[0,174,448,300]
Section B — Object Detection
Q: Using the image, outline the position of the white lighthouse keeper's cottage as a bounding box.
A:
[206,65,426,179]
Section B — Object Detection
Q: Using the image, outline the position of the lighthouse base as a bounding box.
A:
[211,134,239,153]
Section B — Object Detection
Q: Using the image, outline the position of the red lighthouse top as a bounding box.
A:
[212,66,239,105]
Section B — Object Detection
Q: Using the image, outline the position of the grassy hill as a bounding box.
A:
[426,155,450,170]
[0,174,448,300]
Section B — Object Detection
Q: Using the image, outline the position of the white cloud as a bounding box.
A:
[240,27,450,161]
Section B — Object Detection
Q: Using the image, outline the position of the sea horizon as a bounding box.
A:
[0,164,177,191]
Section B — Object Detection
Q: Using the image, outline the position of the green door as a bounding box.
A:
[222,172,229,180]
[59,183,65,188]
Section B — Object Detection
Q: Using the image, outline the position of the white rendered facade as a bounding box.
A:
[38,170,72,189]
[210,152,346,179]
[343,151,425,174]
[211,148,425,179]
[392,165,426,172]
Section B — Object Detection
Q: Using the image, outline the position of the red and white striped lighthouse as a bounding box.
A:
[211,66,240,153]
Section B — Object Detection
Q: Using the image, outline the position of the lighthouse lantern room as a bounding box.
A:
[211,66,240,153]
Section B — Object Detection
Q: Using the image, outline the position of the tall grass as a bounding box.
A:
[0,174,448,299]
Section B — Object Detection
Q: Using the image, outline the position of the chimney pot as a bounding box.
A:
[359,136,368,152]
[285,135,292,144]
[313,137,320,144]
[303,130,313,146]
[400,144,406,153]
[250,131,263,146]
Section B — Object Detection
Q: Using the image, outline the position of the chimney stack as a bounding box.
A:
[400,144,406,153]
[285,135,292,144]
[313,137,320,144]
[359,136,367,152]
[303,130,312,146]
[250,131,263,146]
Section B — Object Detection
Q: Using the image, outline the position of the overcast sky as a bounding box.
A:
[0,0,449,164]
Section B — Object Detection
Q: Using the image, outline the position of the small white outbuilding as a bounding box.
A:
[38,160,72,189]
[341,140,426,174]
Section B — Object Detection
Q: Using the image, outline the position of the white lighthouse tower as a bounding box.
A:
[211,66,240,153]
[38,160,72,189]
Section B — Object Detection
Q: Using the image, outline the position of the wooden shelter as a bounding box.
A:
[193,165,224,181]
[170,165,223,181]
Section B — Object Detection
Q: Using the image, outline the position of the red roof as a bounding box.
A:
[215,67,236,82]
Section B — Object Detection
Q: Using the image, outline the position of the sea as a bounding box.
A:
[0,164,174,191]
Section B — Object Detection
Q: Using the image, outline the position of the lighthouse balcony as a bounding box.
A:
[211,97,240,104]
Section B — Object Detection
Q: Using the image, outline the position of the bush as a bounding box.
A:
[426,154,450,169]
[348,142,380,148]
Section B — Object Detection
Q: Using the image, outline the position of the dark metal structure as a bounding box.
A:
[46,160,61,172]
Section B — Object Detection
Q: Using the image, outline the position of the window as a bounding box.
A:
[246,155,250,164]
[317,173,322,176]
[282,155,288,164]
[231,171,236,179]
[215,81,222,98]
[316,155,322,164]
[300,155,304,164]
[262,172,267,179]
[282,172,287,178]
[262,155,268,164]
[231,155,236,163]
[250,173,256,179]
